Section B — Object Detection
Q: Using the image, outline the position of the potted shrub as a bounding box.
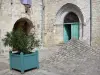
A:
[2,28,39,73]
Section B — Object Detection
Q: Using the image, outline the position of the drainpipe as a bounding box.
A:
[0,0,3,15]
[90,0,92,46]
[40,0,44,47]
[0,29,1,54]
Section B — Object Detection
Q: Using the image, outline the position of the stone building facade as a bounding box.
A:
[92,0,100,47]
[0,0,42,52]
[0,0,99,51]
[44,0,90,46]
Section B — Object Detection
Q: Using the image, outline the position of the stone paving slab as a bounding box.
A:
[40,39,100,75]
[0,69,9,75]
[1,39,100,75]
[0,62,9,71]
[1,69,60,75]
[0,46,60,75]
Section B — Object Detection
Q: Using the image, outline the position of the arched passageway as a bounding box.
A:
[13,18,33,34]
[64,12,79,43]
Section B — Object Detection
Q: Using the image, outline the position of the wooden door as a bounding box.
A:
[71,22,79,39]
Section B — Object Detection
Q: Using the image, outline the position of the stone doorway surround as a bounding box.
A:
[55,3,87,44]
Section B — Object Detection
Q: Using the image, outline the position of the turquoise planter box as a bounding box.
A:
[9,51,39,73]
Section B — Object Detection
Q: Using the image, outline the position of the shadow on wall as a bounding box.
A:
[13,17,34,34]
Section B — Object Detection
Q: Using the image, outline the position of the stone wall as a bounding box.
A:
[44,0,90,46]
[0,0,42,53]
[92,0,100,47]
[0,0,91,48]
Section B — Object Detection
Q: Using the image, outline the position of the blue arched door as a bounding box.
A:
[63,22,79,43]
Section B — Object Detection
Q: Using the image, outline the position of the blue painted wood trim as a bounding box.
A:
[36,50,39,69]
[20,52,24,74]
[9,51,12,70]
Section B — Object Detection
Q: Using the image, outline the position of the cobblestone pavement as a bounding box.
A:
[0,46,60,75]
[0,62,9,71]
[1,39,100,75]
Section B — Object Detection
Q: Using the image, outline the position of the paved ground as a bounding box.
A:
[1,39,100,75]
[0,62,9,71]
[0,46,60,75]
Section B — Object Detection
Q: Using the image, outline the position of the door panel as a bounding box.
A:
[66,24,71,40]
[63,23,79,43]
[64,24,69,43]
[71,23,79,39]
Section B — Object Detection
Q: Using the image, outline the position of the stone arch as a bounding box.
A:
[13,17,34,34]
[56,3,84,39]
[56,3,84,24]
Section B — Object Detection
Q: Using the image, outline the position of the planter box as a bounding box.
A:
[9,51,39,73]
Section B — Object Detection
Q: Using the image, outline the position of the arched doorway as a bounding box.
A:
[13,18,33,34]
[64,12,79,43]
[56,3,84,44]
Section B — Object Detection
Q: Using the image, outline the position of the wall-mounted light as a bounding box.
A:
[11,0,13,5]
[20,0,32,13]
